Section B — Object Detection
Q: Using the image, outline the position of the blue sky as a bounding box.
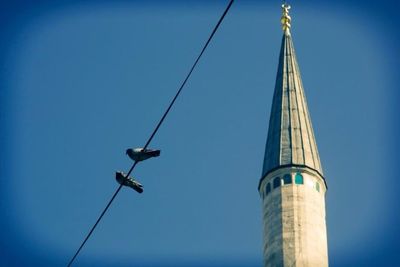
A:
[1,0,399,266]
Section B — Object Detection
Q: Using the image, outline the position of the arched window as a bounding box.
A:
[295,173,303,185]
[316,182,320,192]
[283,174,292,185]
[273,177,281,189]
[266,183,271,195]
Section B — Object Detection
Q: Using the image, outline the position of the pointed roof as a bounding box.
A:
[261,4,323,178]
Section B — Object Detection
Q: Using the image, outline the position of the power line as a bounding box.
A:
[67,1,235,266]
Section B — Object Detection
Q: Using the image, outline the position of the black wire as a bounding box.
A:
[67,1,234,266]
[67,167,137,267]
[67,184,123,267]
[142,0,235,151]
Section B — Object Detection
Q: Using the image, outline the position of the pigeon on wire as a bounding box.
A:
[126,148,161,162]
[115,171,144,194]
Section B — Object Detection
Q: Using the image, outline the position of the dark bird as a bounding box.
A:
[115,171,143,194]
[126,148,161,162]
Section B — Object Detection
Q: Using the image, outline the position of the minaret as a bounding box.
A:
[258,4,329,267]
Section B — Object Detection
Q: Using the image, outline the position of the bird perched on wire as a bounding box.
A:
[126,148,161,162]
[115,171,143,193]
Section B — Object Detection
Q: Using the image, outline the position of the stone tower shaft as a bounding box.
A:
[258,4,328,267]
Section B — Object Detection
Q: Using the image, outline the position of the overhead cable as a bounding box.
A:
[67,1,235,266]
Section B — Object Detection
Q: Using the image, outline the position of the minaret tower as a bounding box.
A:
[258,4,329,267]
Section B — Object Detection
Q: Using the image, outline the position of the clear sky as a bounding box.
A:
[1,0,399,266]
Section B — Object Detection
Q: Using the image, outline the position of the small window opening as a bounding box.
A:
[283,174,292,185]
[266,183,271,195]
[273,177,281,189]
[316,182,320,192]
[295,173,303,185]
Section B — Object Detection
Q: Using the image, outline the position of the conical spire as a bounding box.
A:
[262,4,323,177]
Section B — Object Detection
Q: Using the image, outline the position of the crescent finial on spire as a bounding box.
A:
[281,3,291,33]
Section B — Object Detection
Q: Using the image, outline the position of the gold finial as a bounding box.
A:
[281,3,291,33]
